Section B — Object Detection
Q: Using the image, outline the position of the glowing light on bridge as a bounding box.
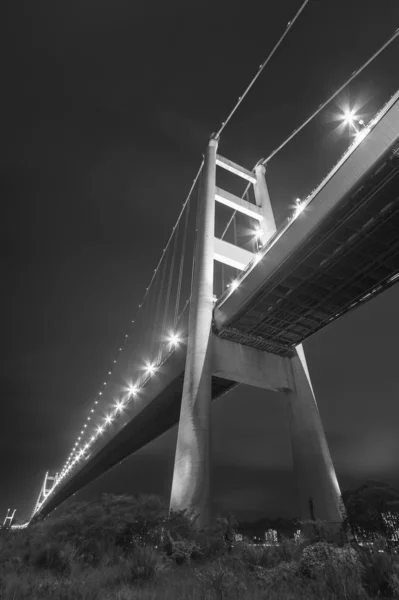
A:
[127,384,139,396]
[115,400,125,412]
[253,226,264,240]
[339,106,368,137]
[168,332,181,347]
[294,198,305,217]
[105,415,113,425]
[341,108,358,127]
[144,362,157,376]
[229,279,240,291]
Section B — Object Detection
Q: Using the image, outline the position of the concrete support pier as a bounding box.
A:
[287,344,343,524]
[169,138,218,527]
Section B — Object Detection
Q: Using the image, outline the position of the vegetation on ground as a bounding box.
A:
[1,485,399,599]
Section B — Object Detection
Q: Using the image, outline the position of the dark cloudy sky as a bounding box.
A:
[1,0,399,523]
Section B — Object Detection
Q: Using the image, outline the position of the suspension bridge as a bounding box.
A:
[7,86,394,530]
[5,13,399,530]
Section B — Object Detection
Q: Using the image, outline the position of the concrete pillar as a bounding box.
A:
[286,343,343,525]
[169,137,218,527]
[254,164,276,245]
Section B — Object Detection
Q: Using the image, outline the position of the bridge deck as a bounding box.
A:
[39,347,235,517]
[214,93,399,356]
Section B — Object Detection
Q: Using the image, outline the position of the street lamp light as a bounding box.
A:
[340,107,367,135]
[167,332,181,347]
[342,108,358,128]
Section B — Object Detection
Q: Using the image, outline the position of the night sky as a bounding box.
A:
[2,1,399,523]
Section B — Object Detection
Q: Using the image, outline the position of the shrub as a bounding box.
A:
[31,494,167,566]
[358,543,399,597]
[214,514,238,551]
[127,545,164,581]
[29,540,77,574]
[0,530,31,573]
[34,574,100,600]
[164,509,199,542]
[275,534,304,563]
[194,559,243,599]
[2,573,31,600]
[163,512,232,561]
[391,575,399,598]
[238,541,279,570]
[194,528,226,560]
[300,541,365,599]
[254,560,303,595]
[163,533,202,564]
[91,546,163,586]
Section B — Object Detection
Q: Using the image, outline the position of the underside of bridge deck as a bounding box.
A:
[38,372,236,518]
[217,144,399,357]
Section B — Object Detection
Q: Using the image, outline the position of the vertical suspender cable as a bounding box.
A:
[174,194,191,329]
[147,258,163,362]
[178,174,202,326]
[158,224,179,363]
[151,249,168,362]
[221,210,236,241]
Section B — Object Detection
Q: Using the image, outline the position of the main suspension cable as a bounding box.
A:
[158,224,179,363]
[215,0,310,139]
[261,27,399,165]
[221,26,399,241]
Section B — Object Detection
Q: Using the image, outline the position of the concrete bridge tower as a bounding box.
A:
[170,137,343,529]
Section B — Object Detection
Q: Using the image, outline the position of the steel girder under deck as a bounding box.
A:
[216,146,399,357]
